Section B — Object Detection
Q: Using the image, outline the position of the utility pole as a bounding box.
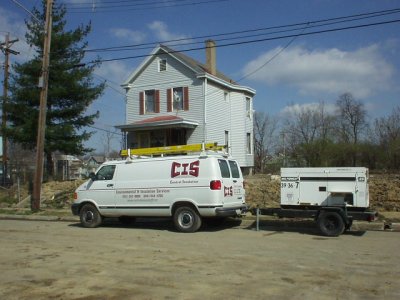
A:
[1,33,19,186]
[32,0,53,211]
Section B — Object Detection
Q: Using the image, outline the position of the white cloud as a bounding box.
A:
[96,61,131,86]
[147,21,189,44]
[280,102,337,117]
[0,7,34,63]
[109,28,146,44]
[243,44,395,98]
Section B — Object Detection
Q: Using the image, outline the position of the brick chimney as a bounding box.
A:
[205,40,216,76]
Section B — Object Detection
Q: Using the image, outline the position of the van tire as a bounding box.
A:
[80,203,102,228]
[173,206,202,233]
[317,211,345,237]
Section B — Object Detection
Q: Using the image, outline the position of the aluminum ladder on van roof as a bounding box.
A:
[120,142,226,158]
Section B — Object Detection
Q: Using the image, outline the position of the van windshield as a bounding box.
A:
[229,160,240,178]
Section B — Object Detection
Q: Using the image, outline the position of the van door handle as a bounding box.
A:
[107,184,114,188]
[233,180,237,183]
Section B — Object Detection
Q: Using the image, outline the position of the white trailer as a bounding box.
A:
[256,168,377,236]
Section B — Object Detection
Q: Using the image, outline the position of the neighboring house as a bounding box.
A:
[116,40,256,174]
[86,155,106,174]
[54,154,83,180]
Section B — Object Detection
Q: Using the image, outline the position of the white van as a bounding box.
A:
[72,153,246,232]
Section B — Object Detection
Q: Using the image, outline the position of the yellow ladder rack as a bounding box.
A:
[120,142,225,157]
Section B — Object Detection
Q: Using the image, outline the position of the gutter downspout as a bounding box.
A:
[203,77,207,143]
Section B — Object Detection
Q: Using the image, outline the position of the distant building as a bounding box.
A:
[54,154,82,180]
[86,155,106,173]
[116,41,256,174]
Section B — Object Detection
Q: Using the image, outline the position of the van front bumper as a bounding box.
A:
[215,205,248,217]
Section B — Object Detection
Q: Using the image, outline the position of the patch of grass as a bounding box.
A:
[0,208,33,215]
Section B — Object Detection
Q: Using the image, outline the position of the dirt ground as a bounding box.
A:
[0,219,399,300]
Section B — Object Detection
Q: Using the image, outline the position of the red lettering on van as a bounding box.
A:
[171,160,200,178]
[224,186,233,196]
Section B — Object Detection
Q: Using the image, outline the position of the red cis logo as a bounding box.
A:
[171,160,200,178]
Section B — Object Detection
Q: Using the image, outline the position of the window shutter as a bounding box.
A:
[155,90,160,113]
[183,87,189,111]
[139,92,144,115]
[167,88,172,112]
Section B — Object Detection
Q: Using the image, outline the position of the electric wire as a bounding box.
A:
[63,0,229,13]
[83,7,400,53]
[80,18,400,65]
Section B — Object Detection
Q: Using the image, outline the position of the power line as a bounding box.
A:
[63,0,229,13]
[83,7,400,53]
[236,24,309,83]
[80,18,400,65]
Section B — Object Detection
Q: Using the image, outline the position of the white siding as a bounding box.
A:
[205,83,231,146]
[125,53,206,143]
[123,50,254,169]
[205,83,254,168]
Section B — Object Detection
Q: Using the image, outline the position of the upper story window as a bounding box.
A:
[246,96,252,118]
[173,87,184,111]
[167,87,189,112]
[159,59,167,72]
[139,90,160,115]
[145,90,155,113]
[246,97,251,111]
[224,91,229,103]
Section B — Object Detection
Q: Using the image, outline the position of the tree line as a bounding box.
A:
[254,93,400,173]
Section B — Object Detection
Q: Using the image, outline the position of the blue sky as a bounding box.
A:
[1,0,399,153]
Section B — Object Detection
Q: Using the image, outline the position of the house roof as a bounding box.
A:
[115,115,198,131]
[87,156,105,164]
[122,44,255,95]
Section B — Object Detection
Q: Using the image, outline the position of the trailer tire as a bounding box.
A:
[317,211,345,237]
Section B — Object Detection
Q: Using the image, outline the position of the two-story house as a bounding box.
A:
[116,40,256,174]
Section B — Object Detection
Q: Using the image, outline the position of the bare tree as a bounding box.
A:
[372,105,400,169]
[102,129,119,159]
[336,93,367,144]
[253,112,278,173]
[335,93,367,166]
[282,101,334,166]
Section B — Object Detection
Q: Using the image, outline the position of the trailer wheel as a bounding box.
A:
[317,211,345,237]
[173,206,202,233]
[80,203,102,228]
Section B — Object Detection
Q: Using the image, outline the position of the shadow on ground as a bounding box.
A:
[242,219,367,237]
[69,217,245,233]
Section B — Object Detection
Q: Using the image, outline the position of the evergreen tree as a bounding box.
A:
[7,1,105,176]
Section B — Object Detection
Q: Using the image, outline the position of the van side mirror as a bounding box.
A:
[89,172,96,181]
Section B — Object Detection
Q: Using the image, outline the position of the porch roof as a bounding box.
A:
[115,115,199,131]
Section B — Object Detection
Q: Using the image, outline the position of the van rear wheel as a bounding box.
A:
[80,203,102,228]
[173,206,202,233]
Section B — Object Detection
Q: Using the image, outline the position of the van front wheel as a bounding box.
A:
[173,206,202,233]
[80,203,102,228]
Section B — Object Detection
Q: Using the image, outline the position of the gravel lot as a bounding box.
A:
[1,218,399,299]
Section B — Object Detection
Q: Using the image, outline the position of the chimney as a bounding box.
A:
[205,40,216,76]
